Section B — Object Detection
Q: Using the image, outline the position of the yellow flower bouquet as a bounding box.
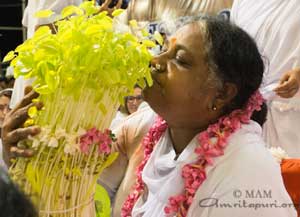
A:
[4,2,155,216]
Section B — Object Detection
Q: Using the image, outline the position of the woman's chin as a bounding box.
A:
[143,84,157,103]
[143,89,164,114]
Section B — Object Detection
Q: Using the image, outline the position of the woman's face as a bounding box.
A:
[126,87,143,114]
[143,23,223,130]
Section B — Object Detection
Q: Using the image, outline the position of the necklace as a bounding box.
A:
[121,91,264,217]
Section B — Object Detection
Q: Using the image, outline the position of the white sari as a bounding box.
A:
[132,121,296,217]
[230,0,300,157]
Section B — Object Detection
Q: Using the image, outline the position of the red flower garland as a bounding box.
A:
[79,128,115,155]
[121,91,264,217]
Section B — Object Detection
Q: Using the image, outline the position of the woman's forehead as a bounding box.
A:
[170,23,205,54]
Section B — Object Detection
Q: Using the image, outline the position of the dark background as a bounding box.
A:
[0,0,25,59]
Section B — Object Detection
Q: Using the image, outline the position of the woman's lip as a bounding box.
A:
[151,70,162,85]
[144,75,161,88]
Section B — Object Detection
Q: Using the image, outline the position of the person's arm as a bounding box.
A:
[274,68,300,98]
[98,124,129,202]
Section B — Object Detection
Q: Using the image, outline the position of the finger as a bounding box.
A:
[276,87,299,98]
[115,0,122,9]
[102,0,112,8]
[277,92,295,98]
[11,90,39,114]
[274,79,297,92]
[279,73,290,85]
[275,83,299,93]
[107,8,113,16]
[10,146,35,158]
[24,86,33,95]
[6,126,41,145]
[6,102,43,130]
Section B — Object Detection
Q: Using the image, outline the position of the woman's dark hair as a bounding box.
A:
[0,88,13,98]
[0,168,37,217]
[204,18,267,125]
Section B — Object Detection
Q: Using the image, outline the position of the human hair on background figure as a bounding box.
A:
[0,168,37,217]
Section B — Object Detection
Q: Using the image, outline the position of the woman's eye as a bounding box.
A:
[175,55,187,65]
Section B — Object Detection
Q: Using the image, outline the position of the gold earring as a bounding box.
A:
[212,106,217,111]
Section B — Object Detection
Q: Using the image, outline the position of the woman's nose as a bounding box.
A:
[150,54,167,74]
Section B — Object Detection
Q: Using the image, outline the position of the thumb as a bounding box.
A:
[24,86,33,95]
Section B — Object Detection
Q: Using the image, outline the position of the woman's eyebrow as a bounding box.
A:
[175,43,189,53]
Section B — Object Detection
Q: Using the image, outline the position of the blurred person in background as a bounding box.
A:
[0,89,12,129]
[0,88,12,168]
[231,0,300,157]
[110,85,144,129]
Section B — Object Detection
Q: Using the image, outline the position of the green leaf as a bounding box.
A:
[142,39,156,48]
[35,85,51,94]
[45,70,60,91]
[85,25,105,35]
[34,10,54,18]
[61,5,83,18]
[129,19,138,28]
[33,26,51,38]
[141,29,149,37]
[2,51,16,62]
[79,1,98,16]
[154,31,164,46]
[111,9,124,17]
[145,70,153,87]
[94,11,108,20]
[95,184,111,217]
[28,106,38,118]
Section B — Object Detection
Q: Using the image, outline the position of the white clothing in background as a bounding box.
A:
[0,140,7,170]
[231,0,300,157]
[22,0,83,38]
[110,102,150,131]
[132,121,296,217]
[110,111,128,130]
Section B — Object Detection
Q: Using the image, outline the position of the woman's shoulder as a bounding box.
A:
[188,121,296,216]
[203,120,282,189]
[218,120,279,176]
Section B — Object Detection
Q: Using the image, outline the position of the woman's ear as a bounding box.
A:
[213,83,238,111]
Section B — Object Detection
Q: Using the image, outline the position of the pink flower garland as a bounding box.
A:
[79,128,115,155]
[121,91,264,217]
[121,116,168,216]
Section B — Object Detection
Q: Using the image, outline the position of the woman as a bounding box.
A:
[231,0,300,157]
[2,19,296,216]
[110,85,144,129]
